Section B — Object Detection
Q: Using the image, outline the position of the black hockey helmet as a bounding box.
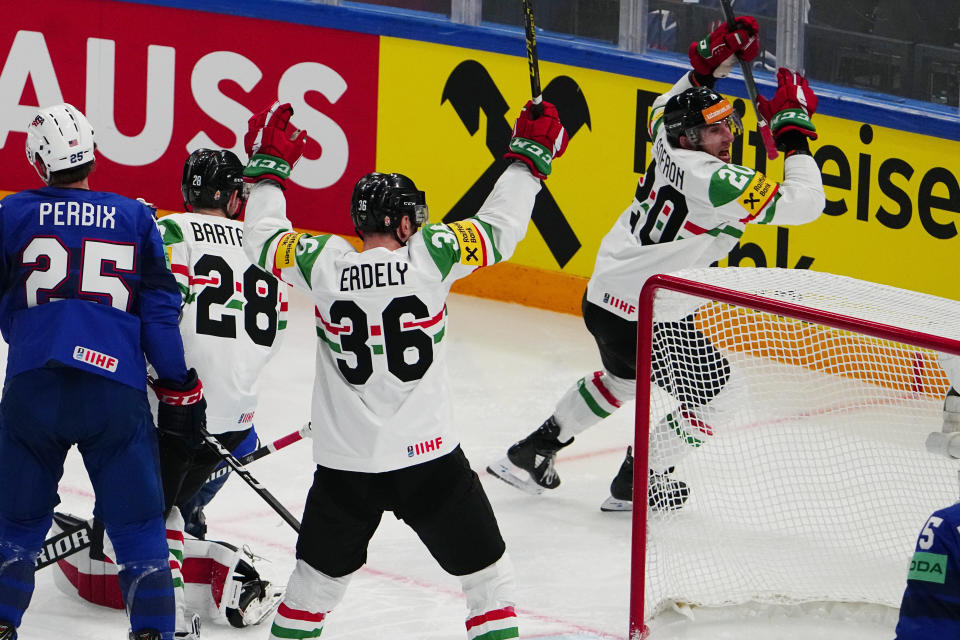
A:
[181,149,247,217]
[350,172,428,238]
[663,86,742,148]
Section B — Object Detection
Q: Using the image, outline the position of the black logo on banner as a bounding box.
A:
[441,60,591,268]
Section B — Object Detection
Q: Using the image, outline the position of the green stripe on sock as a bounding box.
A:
[668,412,704,447]
[577,378,610,418]
[473,627,519,640]
[270,624,323,639]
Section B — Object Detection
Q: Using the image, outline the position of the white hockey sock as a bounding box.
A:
[164,508,189,635]
[553,369,635,442]
[459,554,518,640]
[650,404,718,470]
[269,560,351,640]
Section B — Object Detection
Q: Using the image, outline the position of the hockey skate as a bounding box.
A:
[129,630,160,640]
[175,612,201,640]
[599,447,691,512]
[486,417,573,495]
[226,580,285,627]
[0,621,15,640]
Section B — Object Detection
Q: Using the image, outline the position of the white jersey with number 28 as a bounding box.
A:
[157,212,288,434]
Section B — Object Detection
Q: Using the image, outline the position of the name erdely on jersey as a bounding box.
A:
[339,261,409,291]
[38,201,116,229]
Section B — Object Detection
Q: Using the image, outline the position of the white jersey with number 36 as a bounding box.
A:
[243,163,540,472]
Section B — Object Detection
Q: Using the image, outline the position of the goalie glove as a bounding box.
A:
[757,68,818,154]
[243,102,308,188]
[150,368,206,446]
[503,100,568,180]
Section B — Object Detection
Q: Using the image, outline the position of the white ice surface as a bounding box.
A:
[6,289,904,639]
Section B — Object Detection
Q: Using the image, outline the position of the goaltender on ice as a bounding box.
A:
[240,99,567,640]
[487,15,826,512]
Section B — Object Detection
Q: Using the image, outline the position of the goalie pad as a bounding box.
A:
[48,513,282,627]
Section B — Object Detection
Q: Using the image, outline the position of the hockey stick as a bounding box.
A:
[206,422,311,483]
[521,0,543,118]
[718,0,778,160]
[33,423,310,570]
[201,427,301,534]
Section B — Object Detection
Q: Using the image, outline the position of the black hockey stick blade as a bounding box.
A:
[201,428,301,533]
[522,0,543,118]
[718,0,777,160]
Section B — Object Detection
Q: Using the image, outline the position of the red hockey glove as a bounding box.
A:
[756,68,818,150]
[689,16,760,77]
[150,368,206,446]
[242,103,307,188]
[503,100,569,180]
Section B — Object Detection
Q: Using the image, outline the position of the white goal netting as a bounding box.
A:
[634,267,960,628]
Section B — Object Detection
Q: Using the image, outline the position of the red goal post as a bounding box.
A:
[629,268,960,639]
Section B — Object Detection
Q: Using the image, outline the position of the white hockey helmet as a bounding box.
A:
[25,103,96,183]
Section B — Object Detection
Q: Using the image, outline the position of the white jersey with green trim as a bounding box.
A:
[242,163,541,472]
[585,73,825,322]
[156,212,289,434]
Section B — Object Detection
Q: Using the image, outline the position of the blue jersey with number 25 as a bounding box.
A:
[0,186,187,390]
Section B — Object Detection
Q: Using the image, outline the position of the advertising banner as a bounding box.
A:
[2,2,959,311]
[0,0,378,234]
[377,36,960,304]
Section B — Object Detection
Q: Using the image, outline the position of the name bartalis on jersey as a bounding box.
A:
[38,201,115,229]
[190,220,243,246]
[653,137,685,190]
[340,262,409,291]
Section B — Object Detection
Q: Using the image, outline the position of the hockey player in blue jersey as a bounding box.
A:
[894,502,960,638]
[895,370,960,639]
[0,103,206,640]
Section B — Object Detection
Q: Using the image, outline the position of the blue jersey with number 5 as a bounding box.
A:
[895,502,960,639]
[0,187,187,390]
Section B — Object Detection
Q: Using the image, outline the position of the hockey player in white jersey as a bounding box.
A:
[155,148,288,634]
[240,99,567,640]
[488,15,826,511]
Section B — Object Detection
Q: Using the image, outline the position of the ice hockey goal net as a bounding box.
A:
[630,267,960,638]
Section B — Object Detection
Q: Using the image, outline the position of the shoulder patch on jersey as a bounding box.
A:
[275,232,304,270]
[156,217,184,245]
[448,220,490,267]
[709,164,778,219]
[908,551,948,584]
[649,106,665,140]
[291,233,330,287]
[420,223,461,279]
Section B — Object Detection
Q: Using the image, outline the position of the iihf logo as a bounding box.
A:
[73,345,118,373]
[408,436,443,457]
